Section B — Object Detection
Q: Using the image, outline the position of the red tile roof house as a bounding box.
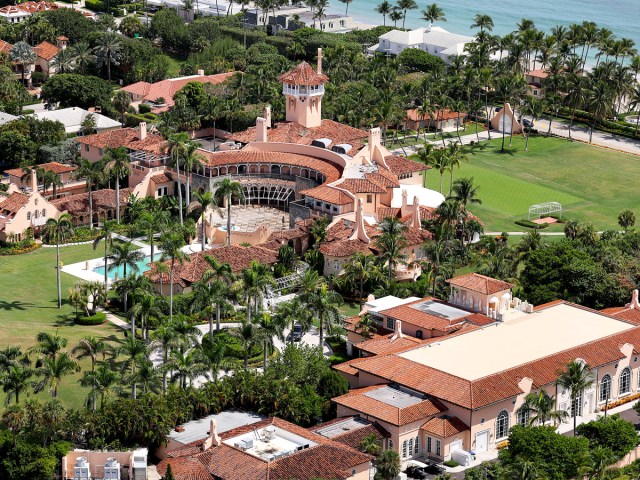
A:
[0,36,64,86]
[0,1,58,23]
[525,69,550,99]
[157,417,374,480]
[332,274,640,468]
[3,162,79,198]
[405,108,467,132]
[120,71,235,113]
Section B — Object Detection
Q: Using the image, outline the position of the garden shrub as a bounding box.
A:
[515,219,549,229]
[444,460,459,467]
[0,239,40,255]
[138,103,151,114]
[76,312,107,325]
[84,0,107,11]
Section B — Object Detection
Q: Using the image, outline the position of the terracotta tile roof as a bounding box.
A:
[146,246,279,287]
[377,207,401,219]
[339,178,387,194]
[403,225,432,245]
[356,334,424,356]
[421,415,469,438]
[526,69,550,78]
[406,108,466,122]
[367,170,400,188]
[333,356,376,376]
[150,173,171,184]
[342,315,391,338]
[76,127,164,152]
[333,385,447,426]
[0,192,29,214]
[56,35,68,41]
[279,61,329,86]
[160,417,372,480]
[121,73,235,108]
[310,417,389,450]
[199,149,342,184]
[4,162,76,178]
[33,41,59,61]
[447,273,514,295]
[383,155,429,175]
[50,188,131,216]
[229,119,367,156]
[299,185,353,205]
[318,239,375,258]
[0,2,58,15]
[602,307,640,325]
[0,40,12,53]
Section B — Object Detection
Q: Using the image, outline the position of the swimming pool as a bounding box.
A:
[94,253,162,280]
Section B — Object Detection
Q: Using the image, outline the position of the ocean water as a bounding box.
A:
[331,0,640,51]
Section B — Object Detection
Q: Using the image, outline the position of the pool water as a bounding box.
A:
[95,253,162,280]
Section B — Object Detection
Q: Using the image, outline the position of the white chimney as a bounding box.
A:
[197,69,205,76]
[349,198,371,244]
[139,122,147,140]
[255,117,268,142]
[411,195,421,229]
[626,289,640,310]
[264,105,272,128]
[31,169,38,193]
[202,419,221,451]
[317,47,323,74]
[390,320,404,340]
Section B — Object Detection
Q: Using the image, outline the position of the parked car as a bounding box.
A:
[424,462,445,475]
[495,106,502,113]
[405,461,429,479]
[522,118,535,128]
[287,323,304,343]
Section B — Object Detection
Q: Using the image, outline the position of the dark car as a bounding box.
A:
[495,106,502,113]
[522,118,534,128]
[424,462,445,475]
[405,465,428,479]
[287,323,304,343]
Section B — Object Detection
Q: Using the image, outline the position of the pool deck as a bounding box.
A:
[62,242,210,286]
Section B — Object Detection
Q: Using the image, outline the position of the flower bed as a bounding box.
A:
[0,240,41,256]
[496,440,509,450]
[604,392,640,410]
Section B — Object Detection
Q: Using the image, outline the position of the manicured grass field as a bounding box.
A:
[0,242,123,409]
[424,136,640,232]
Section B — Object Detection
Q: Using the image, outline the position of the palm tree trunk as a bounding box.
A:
[263,340,268,370]
[319,319,324,348]
[115,178,120,223]
[56,242,62,308]
[201,213,206,251]
[209,309,214,343]
[169,261,175,323]
[132,382,137,400]
[226,194,232,245]
[104,241,108,288]
[176,156,183,226]
[216,303,221,332]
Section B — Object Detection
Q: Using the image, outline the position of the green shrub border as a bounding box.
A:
[75,312,107,325]
[515,219,549,230]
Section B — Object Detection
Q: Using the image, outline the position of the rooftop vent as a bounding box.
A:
[74,457,91,480]
[331,144,352,154]
[264,425,277,441]
[311,138,332,149]
[104,458,121,480]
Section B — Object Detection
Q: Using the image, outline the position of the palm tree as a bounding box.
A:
[518,390,568,426]
[72,337,110,373]
[117,337,148,399]
[275,298,312,345]
[340,253,382,308]
[80,363,120,411]
[112,90,131,126]
[136,208,169,263]
[107,241,144,280]
[389,7,402,28]
[180,141,205,207]
[374,217,408,281]
[191,280,227,343]
[103,147,129,223]
[188,191,217,251]
[75,159,105,229]
[164,132,190,226]
[449,177,482,245]
[240,261,274,324]
[150,320,178,392]
[396,0,417,29]
[232,319,259,368]
[128,291,163,342]
[470,14,493,32]
[375,0,392,26]
[9,42,36,86]
[410,141,433,188]
[556,360,594,434]
[579,447,617,480]
[307,283,341,348]
[375,450,401,480]
[31,332,68,360]
[213,178,245,246]
[256,312,284,371]
[51,47,76,74]
[159,230,188,323]
[71,42,96,75]
[2,404,25,447]
[43,214,74,308]
[94,31,122,81]
[521,97,543,151]
[421,3,446,27]
[93,220,117,288]
[2,364,34,405]
[195,336,238,383]
[131,360,162,395]
[34,352,80,398]
[338,0,352,15]
[628,85,640,137]
[359,433,381,455]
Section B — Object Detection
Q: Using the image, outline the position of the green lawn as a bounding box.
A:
[424,136,640,232]
[0,242,124,410]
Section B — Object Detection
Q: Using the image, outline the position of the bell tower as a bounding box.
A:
[279,48,329,128]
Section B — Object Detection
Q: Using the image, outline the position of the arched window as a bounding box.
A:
[495,410,509,439]
[600,374,612,402]
[408,438,413,456]
[388,439,393,450]
[415,436,419,454]
[26,211,31,220]
[516,407,529,426]
[620,368,631,395]
[42,209,46,218]
[402,440,407,458]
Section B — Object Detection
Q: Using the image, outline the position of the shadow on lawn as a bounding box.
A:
[0,300,31,311]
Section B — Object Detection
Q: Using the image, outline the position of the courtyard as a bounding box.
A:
[423,136,640,232]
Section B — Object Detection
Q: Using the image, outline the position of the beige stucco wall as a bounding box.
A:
[1,191,60,241]
[62,451,133,480]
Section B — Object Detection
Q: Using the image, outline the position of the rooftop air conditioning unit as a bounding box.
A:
[103,458,121,480]
[331,144,352,154]
[264,426,277,441]
[240,438,254,449]
[74,457,91,480]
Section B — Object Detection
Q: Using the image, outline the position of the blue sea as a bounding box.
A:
[330,0,640,54]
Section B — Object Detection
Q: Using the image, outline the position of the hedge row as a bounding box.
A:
[557,108,640,140]
[75,312,107,325]
[515,219,549,230]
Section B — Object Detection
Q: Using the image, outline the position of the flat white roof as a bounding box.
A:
[31,107,121,133]
[391,185,445,209]
[365,295,420,314]
[224,425,316,462]
[168,411,264,445]
[399,303,634,380]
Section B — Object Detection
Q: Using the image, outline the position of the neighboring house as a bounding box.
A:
[243,6,355,33]
[371,26,474,64]
[50,188,132,226]
[0,170,60,242]
[3,161,84,198]
[333,274,640,465]
[0,1,58,23]
[75,122,164,163]
[0,37,64,86]
[525,69,549,99]
[406,108,467,132]
[156,416,374,480]
[32,107,121,135]
[121,71,235,113]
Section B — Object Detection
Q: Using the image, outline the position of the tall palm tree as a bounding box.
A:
[375,0,392,26]
[51,47,76,74]
[556,360,594,435]
[71,42,96,75]
[518,390,568,426]
[256,312,284,371]
[191,280,227,343]
[43,214,74,308]
[107,241,144,280]
[195,336,238,383]
[188,190,217,251]
[34,353,80,398]
[213,178,245,246]
[117,336,148,399]
[112,90,131,126]
[136,208,169,262]
[275,298,312,345]
[159,230,188,323]
[93,220,117,288]
[75,159,105,229]
[232,319,259,368]
[470,14,493,32]
[31,332,68,360]
[150,320,178,393]
[9,42,36,86]
[2,364,34,405]
[449,177,482,245]
[410,141,434,188]
[307,283,342,348]
[94,31,122,81]
[103,147,129,223]
[79,363,120,411]
[521,97,543,151]
[130,359,162,395]
[240,261,275,324]
[72,337,110,373]
[164,133,190,226]
[375,450,401,480]
[340,252,382,308]
[396,0,417,29]
[128,290,163,342]
[421,2,446,28]
[180,140,205,206]
[374,217,408,281]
